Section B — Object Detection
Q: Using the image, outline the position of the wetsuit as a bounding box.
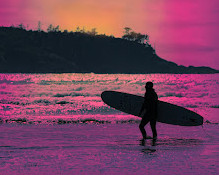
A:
[139,89,158,139]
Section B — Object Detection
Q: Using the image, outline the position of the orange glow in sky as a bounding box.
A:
[0,0,219,69]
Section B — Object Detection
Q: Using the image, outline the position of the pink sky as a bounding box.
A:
[0,0,218,69]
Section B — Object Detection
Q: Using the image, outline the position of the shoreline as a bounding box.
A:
[0,123,218,174]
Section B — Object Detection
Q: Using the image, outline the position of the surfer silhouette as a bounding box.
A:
[139,81,158,141]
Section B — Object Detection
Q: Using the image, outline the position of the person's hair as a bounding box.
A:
[146,81,153,88]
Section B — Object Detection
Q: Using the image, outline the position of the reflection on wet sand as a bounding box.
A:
[140,138,203,154]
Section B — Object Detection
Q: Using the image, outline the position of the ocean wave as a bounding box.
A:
[210,105,219,108]
[0,103,119,115]
[74,87,84,91]
[0,100,53,105]
[0,79,11,84]
[53,93,99,97]
[71,80,96,84]
[113,87,121,90]
[53,93,71,97]
[67,106,118,114]
[33,99,51,104]
[0,101,23,105]
[0,79,33,85]
[0,117,218,125]
[56,101,69,104]
[185,105,198,108]
[166,83,177,86]
[38,80,74,85]
[0,98,102,106]
[38,80,52,85]
[0,117,140,125]
[196,93,209,98]
[20,93,52,97]
[2,106,13,111]
[159,92,183,98]
[0,91,11,94]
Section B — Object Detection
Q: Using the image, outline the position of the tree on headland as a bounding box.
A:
[87,28,98,36]
[17,23,26,30]
[54,25,60,32]
[63,29,68,33]
[81,27,86,33]
[123,27,132,35]
[75,26,81,32]
[122,27,149,45]
[135,33,149,44]
[37,21,42,32]
[47,24,54,32]
[47,24,61,32]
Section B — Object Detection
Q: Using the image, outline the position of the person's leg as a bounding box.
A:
[150,119,157,138]
[139,117,150,139]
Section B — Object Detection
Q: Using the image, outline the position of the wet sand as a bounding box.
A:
[0,123,218,175]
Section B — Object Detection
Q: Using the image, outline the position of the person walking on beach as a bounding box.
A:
[139,81,158,140]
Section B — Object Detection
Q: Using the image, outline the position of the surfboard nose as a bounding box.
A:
[190,117,203,126]
[190,114,203,126]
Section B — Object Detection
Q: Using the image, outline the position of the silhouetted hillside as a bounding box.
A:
[0,27,218,73]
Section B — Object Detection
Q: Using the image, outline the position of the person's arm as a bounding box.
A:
[139,102,145,116]
[139,98,148,116]
[154,92,158,117]
[155,92,158,100]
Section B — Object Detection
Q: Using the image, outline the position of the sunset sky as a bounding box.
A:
[0,0,218,69]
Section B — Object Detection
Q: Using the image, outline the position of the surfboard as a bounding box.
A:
[101,91,203,126]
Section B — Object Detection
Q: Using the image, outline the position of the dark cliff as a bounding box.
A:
[0,27,218,74]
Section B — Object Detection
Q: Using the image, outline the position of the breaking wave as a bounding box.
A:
[0,79,33,85]
[53,93,99,97]
[210,105,219,108]
[0,117,217,125]
[159,92,183,98]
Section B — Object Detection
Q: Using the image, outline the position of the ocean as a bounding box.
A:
[0,73,218,174]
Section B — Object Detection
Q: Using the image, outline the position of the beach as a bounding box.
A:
[0,122,218,175]
[0,73,218,174]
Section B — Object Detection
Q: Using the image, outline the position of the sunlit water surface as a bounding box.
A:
[0,73,218,174]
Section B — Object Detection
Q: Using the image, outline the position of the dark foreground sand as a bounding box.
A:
[0,123,218,175]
